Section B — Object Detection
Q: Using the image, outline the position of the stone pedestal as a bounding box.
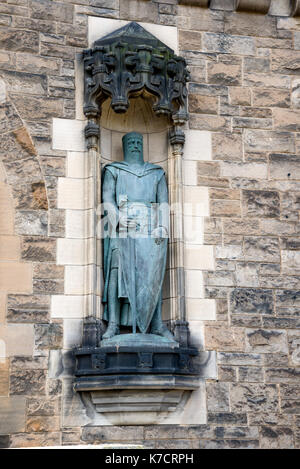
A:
[73,333,200,424]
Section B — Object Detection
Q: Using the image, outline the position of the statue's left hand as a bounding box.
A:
[152,226,168,244]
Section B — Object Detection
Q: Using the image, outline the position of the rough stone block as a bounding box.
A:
[15,210,48,236]
[252,89,290,108]
[10,369,46,395]
[243,71,290,89]
[10,432,60,448]
[205,325,245,351]
[242,190,280,218]
[265,368,300,384]
[282,250,300,274]
[218,352,263,366]
[270,153,300,180]
[190,113,230,132]
[238,366,263,383]
[7,294,49,323]
[207,61,241,85]
[230,383,278,412]
[220,161,268,179]
[0,28,39,53]
[11,94,64,120]
[212,132,243,161]
[203,32,255,55]
[179,30,202,51]
[244,236,280,262]
[189,95,218,114]
[210,199,241,217]
[21,236,56,262]
[260,426,294,449]
[34,323,63,350]
[230,288,274,315]
[245,329,288,353]
[207,382,230,411]
[229,87,251,106]
[207,412,247,425]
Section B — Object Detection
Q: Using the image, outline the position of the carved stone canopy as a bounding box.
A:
[83,22,190,126]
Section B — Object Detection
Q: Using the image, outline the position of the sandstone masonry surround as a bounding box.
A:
[0,0,299,449]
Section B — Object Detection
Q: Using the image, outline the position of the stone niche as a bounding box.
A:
[70,20,215,426]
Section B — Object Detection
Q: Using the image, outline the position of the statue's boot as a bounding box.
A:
[103,266,120,339]
[103,322,120,339]
[151,323,174,341]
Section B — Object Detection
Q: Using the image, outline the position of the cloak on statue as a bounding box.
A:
[102,161,168,333]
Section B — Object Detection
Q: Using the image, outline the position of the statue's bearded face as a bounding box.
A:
[125,135,143,159]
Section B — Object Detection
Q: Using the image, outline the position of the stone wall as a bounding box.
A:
[0,0,299,449]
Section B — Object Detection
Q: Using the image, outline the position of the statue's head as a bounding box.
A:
[122,132,143,162]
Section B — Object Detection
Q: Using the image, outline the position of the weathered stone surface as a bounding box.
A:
[230,384,278,412]
[188,94,218,114]
[21,237,56,262]
[179,30,202,51]
[11,94,63,120]
[272,49,300,75]
[10,370,46,395]
[34,324,63,350]
[82,426,144,442]
[252,89,290,108]
[190,113,230,131]
[203,32,255,55]
[242,190,280,218]
[224,11,276,37]
[270,154,300,180]
[207,412,247,425]
[207,382,230,411]
[27,397,60,417]
[218,352,263,366]
[244,130,295,153]
[0,28,38,53]
[273,108,300,132]
[15,210,48,236]
[198,438,259,449]
[210,199,241,217]
[281,250,300,274]
[244,236,280,262]
[33,264,64,280]
[245,329,288,354]
[31,0,73,23]
[10,432,60,448]
[238,366,263,383]
[120,0,158,22]
[230,288,274,315]
[205,325,245,351]
[229,87,251,106]
[260,426,294,449]
[11,356,48,370]
[33,278,64,294]
[265,368,300,384]
[26,416,60,432]
[207,61,241,85]
[7,294,49,323]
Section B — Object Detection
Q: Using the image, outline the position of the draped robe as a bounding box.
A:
[102,161,168,333]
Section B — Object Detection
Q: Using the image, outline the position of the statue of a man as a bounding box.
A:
[101,131,173,341]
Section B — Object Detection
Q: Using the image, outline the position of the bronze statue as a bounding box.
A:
[101,132,173,342]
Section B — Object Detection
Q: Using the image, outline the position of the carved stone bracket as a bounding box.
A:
[83,22,190,149]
